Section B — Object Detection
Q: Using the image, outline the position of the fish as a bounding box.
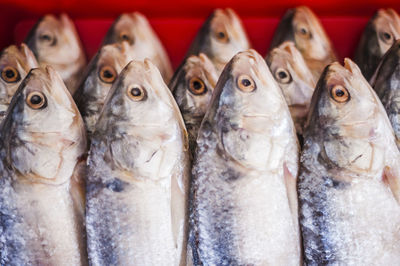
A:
[298,58,400,265]
[188,49,301,265]
[270,6,337,81]
[102,12,173,83]
[186,8,250,75]
[0,43,38,120]
[371,40,400,150]
[266,41,316,135]
[86,59,190,265]
[0,66,88,265]
[74,42,134,137]
[354,8,400,81]
[170,53,218,157]
[25,13,87,94]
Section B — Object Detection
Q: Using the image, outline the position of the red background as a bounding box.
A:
[1,0,400,69]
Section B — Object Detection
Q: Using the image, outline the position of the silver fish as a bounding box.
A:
[188,49,301,265]
[170,53,218,156]
[0,43,38,120]
[0,66,87,265]
[186,8,250,74]
[86,59,190,265]
[25,13,87,94]
[74,42,134,137]
[299,58,400,265]
[270,6,337,81]
[266,41,316,135]
[354,8,400,81]
[371,40,400,150]
[102,12,173,83]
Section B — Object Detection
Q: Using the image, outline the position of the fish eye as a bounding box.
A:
[99,66,117,84]
[127,85,146,101]
[297,24,311,38]
[214,29,229,43]
[330,85,350,103]
[39,32,56,45]
[119,32,134,44]
[188,77,207,95]
[274,68,292,84]
[379,31,393,44]
[1,66,20,83]
[26,91,47,109]
[237,74,256,92]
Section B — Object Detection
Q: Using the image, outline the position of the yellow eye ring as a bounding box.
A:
[26,91,47,109]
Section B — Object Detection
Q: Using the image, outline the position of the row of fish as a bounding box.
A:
[0,5,399,266]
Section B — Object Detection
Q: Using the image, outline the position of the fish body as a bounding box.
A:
[170,53,218,156]
[86,59,190,265]
[0,43,38,120]
[354,8,400,81]
[270,6,337,81]
[299,58,400,265]
[188,49,301,265]
[25,14,86,94]
[371,40,400,150]
[0,67,88,265]
[74,42,134,137]
[102,12,173,83]
[186,8,250,74]
[266,41,316,134]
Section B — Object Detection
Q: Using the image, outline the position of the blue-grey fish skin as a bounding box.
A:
[0,67,88,265]
[86,59,190,266]
[189,49,301,265]
[372,40,400,150]
[299,59,400,265]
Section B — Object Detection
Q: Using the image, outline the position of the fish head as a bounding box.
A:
[372,9,400,57]
[266,41,316,132]
[306,59,393,174]
[1,66,86,184]
[0,44,38,116]
[270,6,336,79]
[102,12,172,81]
[188,8,250,73]
[94,59,188,179]
[25,14,85,67]
[204,49,295,170]
[171,53,218,120]
[75,42,133,134]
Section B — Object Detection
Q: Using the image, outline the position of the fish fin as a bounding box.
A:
[283,163,299,230]
[383,166,400,204]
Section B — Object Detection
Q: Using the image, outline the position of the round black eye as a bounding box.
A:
[300,28,308,35]
[218,32,225,39]
[26,91,47,109]
[99,66,117,84]
[119,32,134,44]
[237,74,256,92]
[330,85,350,103]
[39,34,52,41]
[188,77,206,95]
[1,66,20,83]
[380,31,393,44]
[274,68,292,84]
[127,85,146,101]
[383,32,391,40]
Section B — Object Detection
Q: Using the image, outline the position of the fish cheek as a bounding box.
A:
[221,127,271,170]
[108,138,137,171]
[323,138,375,174]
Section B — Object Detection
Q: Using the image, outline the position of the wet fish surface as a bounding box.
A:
[170,53,218,157]
[270,6,337,81]
[25,13,87,94]
[0,66,88,265]
[0,43,38,120]
[186,8,250,74]
[86,59,190,265]
[74,42,134,137]
[102,12,173,83]
[299,58,400,265]
[354,8,400,81]
[266,41,316,135]
[188,49,301,265]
